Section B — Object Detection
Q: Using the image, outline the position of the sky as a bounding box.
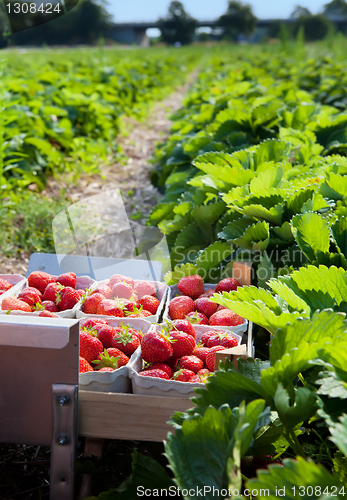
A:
[108,1,328,23]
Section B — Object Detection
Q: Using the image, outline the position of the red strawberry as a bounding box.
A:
[96,324,117,349]
[179,355,204,373]
[58,287,80,311]
[56,272,77,289]
[201,330,221,346]
[96,299,124,317]
[169,296,195,320]
[139,369,169,380]
[82,318,108,330]
[215,277,241,294]
[178,275,204,299]
[41,301,59,312]
[217,305,227,311]
[1,297,31,312]
[111,326,140,356]
[134,281,156,299]
[123,300,141,313]
[189,374,202,383]
[171,319,196,338]
[83,293,105,315]
[76,289,85,299]
[144,362,173,378]
[140,295,160,314]
[205,346,225,372]
[98,367,115,372]
[0,278,12,292]
[209,309,244,326]
[112,282,133,300]
[166,356,179,369]
[140,310,152,317]
[109,274,135,289]
[186,311,209,325]
[79,357,94,373]
[80,330,104,363]
[93,285,114,299]
[198,288,216,298]
[197,368,210,383]
[38,310,58,318]
[93,348,129,369]
[17,287,43,309]
[207,333,238,349]
[169,330,195,358]
[43,283,63,303]
[193,345,211,364]
[195,297,217,318]
[28,271,55,294]
[141,331,173,363]
[173,369,195,382]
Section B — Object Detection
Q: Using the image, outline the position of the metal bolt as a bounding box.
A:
[57,436,69,446]
[58,395,70,406]
[39,265,44,270]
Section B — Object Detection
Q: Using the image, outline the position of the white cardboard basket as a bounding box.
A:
[0,275,27,305]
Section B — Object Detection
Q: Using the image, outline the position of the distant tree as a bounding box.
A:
[294,14,333,40]
[290,6,312,18]
[323,0,347,17]
[216,1,257,41]
[158,1,197,45]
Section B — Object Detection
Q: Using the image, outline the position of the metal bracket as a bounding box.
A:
[50,384,78,500]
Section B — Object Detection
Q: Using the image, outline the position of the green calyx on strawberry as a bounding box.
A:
[124,304,143,316]
[93,349,120,370]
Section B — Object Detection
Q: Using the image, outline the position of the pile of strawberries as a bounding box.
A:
[79,317,143,373]
[81,274,160,319]
[0,278,13,296]
[0,271,84,317]
[138,319,239,383]
[168,275,244,327]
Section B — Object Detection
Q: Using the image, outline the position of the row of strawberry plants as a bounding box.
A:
[150,49,347,286]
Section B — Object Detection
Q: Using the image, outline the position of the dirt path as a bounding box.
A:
[0,74,196,276]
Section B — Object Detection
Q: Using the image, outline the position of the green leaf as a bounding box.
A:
[332,217,347,257]
[320,172,347,200]
[232,221,270,251]
[192,201,226,231]
[247,456,345,499]
[268,280,310,315]
[164,263,198,285]
[195,241,231,272]
[291,213,330,262]
[330,414,347,458]
[250,164,285,194]
[241,203,284,226]
[274,384,318,429]
[218,217,255,241]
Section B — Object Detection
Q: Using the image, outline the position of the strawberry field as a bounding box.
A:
[2,40,347,499]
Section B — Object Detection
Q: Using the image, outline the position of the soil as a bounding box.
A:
[0,75,195,500]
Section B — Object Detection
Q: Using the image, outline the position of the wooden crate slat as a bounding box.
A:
[78,391,193,442]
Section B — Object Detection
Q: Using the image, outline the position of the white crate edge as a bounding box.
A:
[0,275,27,305]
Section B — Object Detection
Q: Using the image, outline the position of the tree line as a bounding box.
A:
[1,0,347,47]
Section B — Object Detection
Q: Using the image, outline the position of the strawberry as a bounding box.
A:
[140,295,160,314]
[41,301,59,312]
[179,355,204,373]
[144,362,173,378]
[109,274,135,289]
[207,333,238,349]
[193,345,211,364]
[134,281,156,299]
[112,282,133,300]
[96,324,117,349]
[1,297,31,312]
[92,285,114,299]
[169,330,195,358]
[195,297,217,318]
[141,331,173,363]
[76,289,85,299]
[111,326,140,356]
[205,346,225,372]
[201,330,221,346]
[79,357,94,373]
[28,271,55,294]
[56,272,77,289]
[186,311,209,325]
[172,369,195,382]
[123,300,141,313]
[94,348,129,369]
[96,299,124,317]
[189,374,202,383]
[38,310,58,318]
[209,309,244,326]
[166,356,179,369]
[17,287,43,309]
[81,318,108,330]
[98,367,115,372]
[169,296,195,320]
[171,319,196,338]
[139,369,169,380]
[178,275,204,299]
[83,293,105,315]
[217,305,227,311]
[197,368,210,383]
[198,288,216,298]
[58,287,80,311]
[43,282,63,303]
[80,330,104,363]
[0,278,12,292]
[215,277,241,294]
